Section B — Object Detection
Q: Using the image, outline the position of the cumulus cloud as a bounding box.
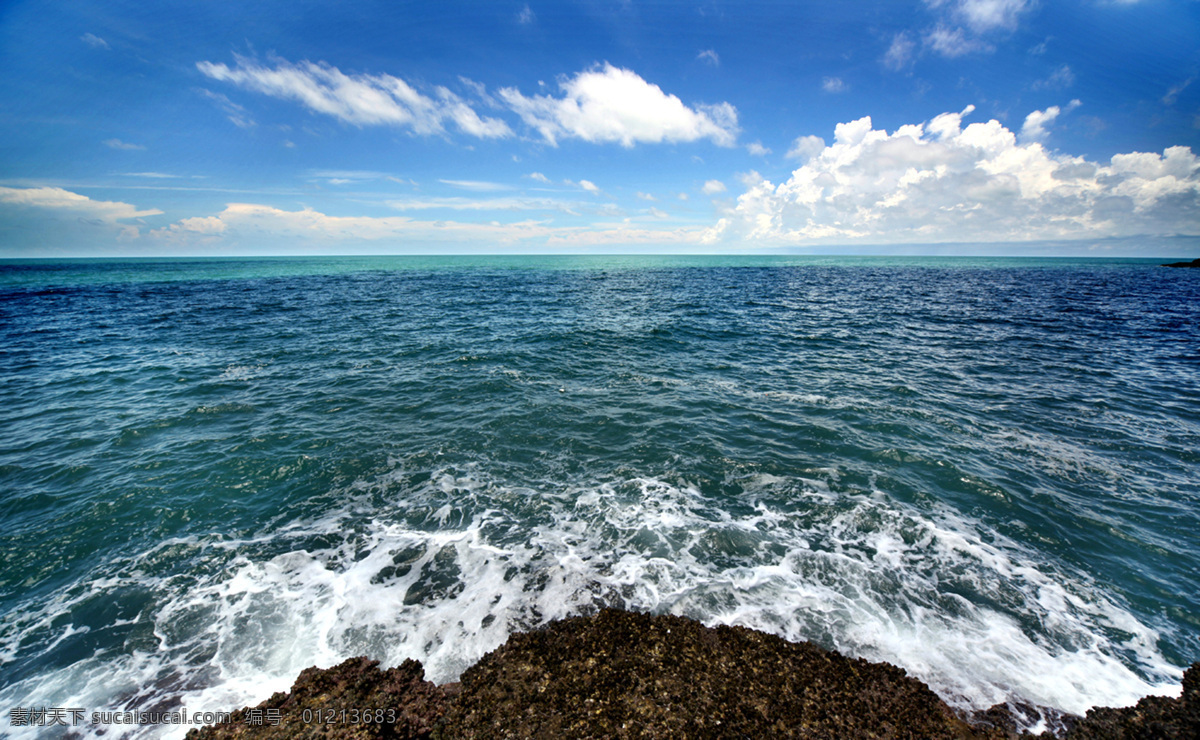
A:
[785,134,825,162]
[498,63,739,147]
[1019,99,1080,142]
[747,141,771,156]
[197,55,512,138]
[703,106,1200,246]
[579,179,600,193]
[149,216,227,243]
[702,179,727,195]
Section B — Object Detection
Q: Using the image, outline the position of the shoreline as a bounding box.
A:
[185,608,1197,739]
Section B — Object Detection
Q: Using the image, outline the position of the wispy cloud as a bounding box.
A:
[81,33,109,50]
[104,138,145,151]
[498,63,738,147]
[924,25,988,57]
[821,77,847,93]
[697,49,720,67]
[197,55,512,138]
[438,179,511,191]
[1032,64,1075,91]
[884,33,916,70]
[517,4,535,25]
[1163,77,1194,106]
[387,196,590,213]
[197,89,256,129]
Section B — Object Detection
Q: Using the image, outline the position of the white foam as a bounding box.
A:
[0,462,1184,738]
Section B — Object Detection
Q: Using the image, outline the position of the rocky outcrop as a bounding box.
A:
[187,609,1198,739]
[1161,258,1200,267]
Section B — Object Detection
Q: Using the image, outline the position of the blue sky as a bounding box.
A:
[0,0,1197,256]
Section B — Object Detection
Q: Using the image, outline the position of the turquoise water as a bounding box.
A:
[1,255,1197,736]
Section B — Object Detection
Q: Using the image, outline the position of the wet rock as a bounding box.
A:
[185,656,449,740]
[1064,662,1199,739]
[441,608,984,739]
[188,609,1198,739]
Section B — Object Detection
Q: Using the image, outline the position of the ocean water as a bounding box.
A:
[1,255,1197,737]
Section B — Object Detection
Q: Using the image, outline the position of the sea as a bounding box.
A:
[1,255,1197,737]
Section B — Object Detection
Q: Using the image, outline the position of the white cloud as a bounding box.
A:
[703,106,1200,246]
[81,33,109,50]
[925,25,987,57]
[197,55,512,138]
[386,196,588,213]
[198,89,256,129]
[1019,106,1060,142]
[636,191,656,201]
[528,172,552,184]
[747,141,771,156]
[649,207,669,219]
[438,179,511,191]
[927,0,1031,33]
[123,172,180,179]
[104,138,145,151]
[697,49,720,67]
[884,32,916,70]
[1032,64,1075,91]
[822,77,847,93]
[166,203,560,246]
[149,216,227,243]
[517,4,535,24]
[0,186,162,241]
[579,179,600,194]
[785,134,825,162]
[702,179,727,195]
[1019,99,1080,142]
[1163,77,1194,106]
[498,63,739,147]
[0,186,161,221]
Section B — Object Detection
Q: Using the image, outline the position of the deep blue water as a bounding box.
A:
[1,256,1197,737]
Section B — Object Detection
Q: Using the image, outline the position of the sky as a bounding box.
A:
[0,0,1198,256]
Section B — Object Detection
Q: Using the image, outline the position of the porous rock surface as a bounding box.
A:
[187,608,1198,740]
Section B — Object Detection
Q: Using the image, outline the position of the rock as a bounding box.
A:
[1161,258,1200,267]
[441,608,985,739]
[1063,662,1199,739]
[185,656,449,740]
[187,609,1198,739]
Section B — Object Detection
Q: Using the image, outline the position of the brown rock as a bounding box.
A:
[185,656,449,740]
